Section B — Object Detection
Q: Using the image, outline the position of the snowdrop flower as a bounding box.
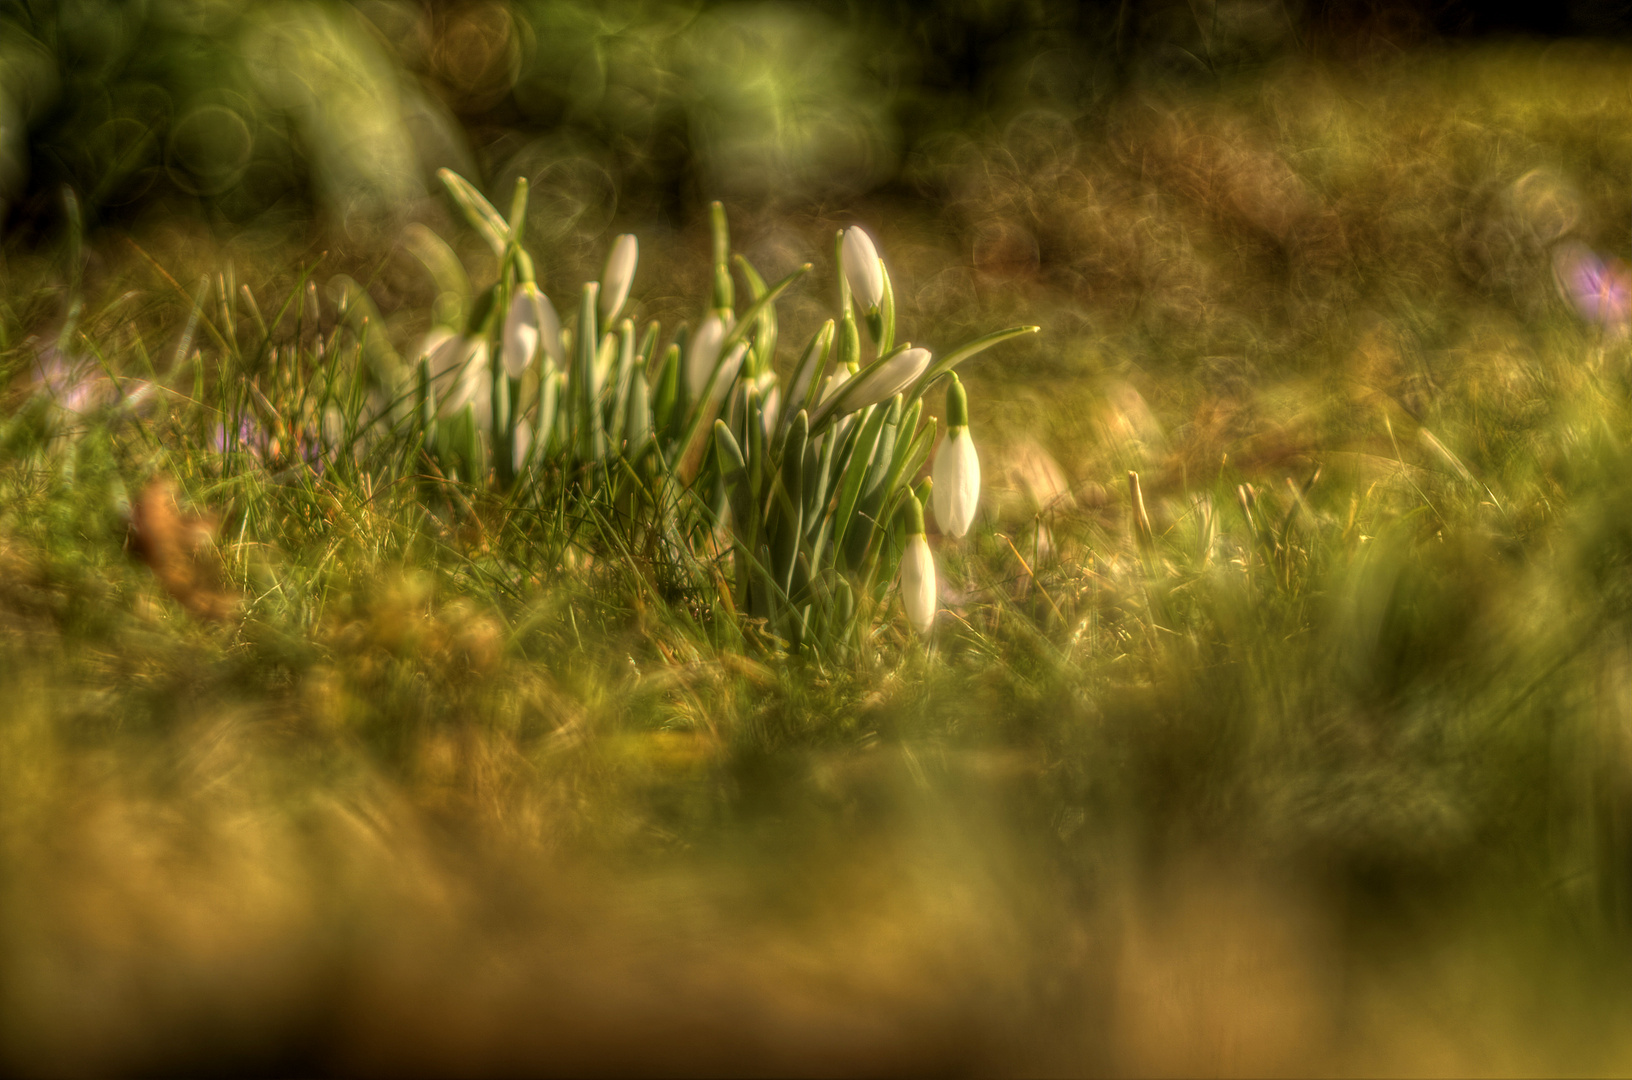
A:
[432,335,491,427]
[414,326,458,368]
[898,494,936,636]
[599,234,638,323]
[841,226,884,311]
[932,373,980,538]
[686,311,731,400]
[422,329,462,387]
[834,347,930,415]
[503,283,563,378]
[817,365,852,406]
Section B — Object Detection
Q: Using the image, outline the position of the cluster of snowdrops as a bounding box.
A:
[32,171,1036,658]
[390,172,1036,655]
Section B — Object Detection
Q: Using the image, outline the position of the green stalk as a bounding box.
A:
[575,282,600,462]
[830,403,889,564]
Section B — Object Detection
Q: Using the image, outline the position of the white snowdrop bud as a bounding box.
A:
[436,337,491,429]
[503,283,562,378]
[711,342,749,405]
[835,346,930,415]
[817,365,852,406]
[931,374,980,538]
[898,495,936,636]
[841,226,884,311]
[600,234,638,323]
[686,311,731,401]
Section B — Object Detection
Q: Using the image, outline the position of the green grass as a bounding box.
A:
[11,45,1632,1076]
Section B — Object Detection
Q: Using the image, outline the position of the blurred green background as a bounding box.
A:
[3,0,1624,242]
[2,0,1101,238]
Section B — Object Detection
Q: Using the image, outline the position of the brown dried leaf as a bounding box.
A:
[127,477,239,623]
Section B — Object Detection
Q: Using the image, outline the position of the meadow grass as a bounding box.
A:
[8,45,1632,1075]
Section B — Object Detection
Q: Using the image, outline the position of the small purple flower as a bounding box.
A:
[296,429,327,477]
[212,414,268,458]
[33,343,162,427]
[32,347,110,416]
[1554,242,1632,329]
[212,411,334,477]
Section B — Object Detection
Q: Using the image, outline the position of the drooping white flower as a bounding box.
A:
[898,496,936,636]
[933,429,981,538]
[841,226,884,311]
[414,326,458,367]
[833,347,930,415]
[503,304,538,380]
[503,283,563,379]
[931,374,980,538]
[434,336,491,428]
[599,234,639,323]
[686,312,731,401]
[422,329,462,387]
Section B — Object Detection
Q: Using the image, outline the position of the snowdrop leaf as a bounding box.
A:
[910,325,1039,398]
[437,169,509,257]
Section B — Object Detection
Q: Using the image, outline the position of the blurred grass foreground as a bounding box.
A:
[14,1,1632,1075]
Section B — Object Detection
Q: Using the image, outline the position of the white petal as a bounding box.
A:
[710,342,748,404]
[900,532,937,635]
[503,321,538,380]
[686,313,731,400]
[502,284,555,378]
[600,234,638,323]
[536,292,564,368]
[836,347,931,414]
[841,226,884,310]
[932,427,981,538]
[817,367,851,406]
[760,385,780,441]
[425,332,468,400]
[415,326,458,366]
[437,339,491,424]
